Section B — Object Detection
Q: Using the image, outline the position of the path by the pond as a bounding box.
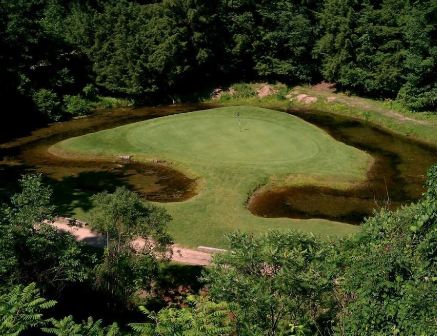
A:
[50,218,212,266]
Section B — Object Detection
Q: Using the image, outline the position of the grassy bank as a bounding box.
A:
[207,83,437,147]
[51,106,372,248]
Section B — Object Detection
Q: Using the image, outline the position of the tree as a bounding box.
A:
[0,283,56,336]
[334,164,437,335]
[89,187,172,301]
[205,231,335,336]
[253,0,316,83]
[219,0,319,84]
[397,0,437,111]
[1,174,95,292]
[10,173,55,229]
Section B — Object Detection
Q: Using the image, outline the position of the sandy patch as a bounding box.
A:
[295,94,318,104]
[257,84,277,98]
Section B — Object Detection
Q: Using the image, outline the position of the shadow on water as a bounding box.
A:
[248,107,437,223]
[45,162,196,217]
[0,104,206,209]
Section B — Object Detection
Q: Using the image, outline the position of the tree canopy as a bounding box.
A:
[1,0,435,141]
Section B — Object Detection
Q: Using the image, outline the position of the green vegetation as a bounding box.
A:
[1,0,435,141]
[0,175,93,294]
[317,0,436,111]
[63,95,91,117]
[0,283,56,335]
[206,231,333,335]
[52,106,372,247]
[207,165,437,334]
[89,187,172,302]
[1,0,436,334]
[210,83,437,147]
[130,298,236,335]
[0,165,435,335]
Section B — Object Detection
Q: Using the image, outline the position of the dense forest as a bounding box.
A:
[1,0,436,139]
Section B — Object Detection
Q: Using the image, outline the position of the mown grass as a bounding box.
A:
[51,106,372,248]
[210,83,437,147]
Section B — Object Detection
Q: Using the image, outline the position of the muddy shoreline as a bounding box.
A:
[248,107,437,223]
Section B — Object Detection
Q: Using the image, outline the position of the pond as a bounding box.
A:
[0,103,435,224]
[248,107,437,223]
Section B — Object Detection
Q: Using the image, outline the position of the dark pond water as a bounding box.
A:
[0,104,207,212]
[248,107,437,223]
[1,103,436,224]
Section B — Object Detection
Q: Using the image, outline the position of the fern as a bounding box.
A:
[0,283,56,336]
[129,298,236,336]
[42,315,120,336]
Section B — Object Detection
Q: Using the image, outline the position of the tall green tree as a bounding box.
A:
[0,174,95,292]
[316,0,409,97]
[219,0,319,83]
[254,0,316,83]
[334,164,437,335]
[206,231,335,335]
[397,0,437,111]
[89,187,172,301]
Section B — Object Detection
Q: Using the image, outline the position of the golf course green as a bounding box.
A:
[51,106,373,247]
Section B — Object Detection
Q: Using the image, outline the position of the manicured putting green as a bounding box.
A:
[53,106,373,248]
[127,113,319,164]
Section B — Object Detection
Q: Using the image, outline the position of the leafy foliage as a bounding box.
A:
[89,187,172,300]
[63,94,91,116]
[317,0,436,109]
[0,283,56,336]
[9,174,55,229]
[0,174,95,292]
[33,89,62,121]
[334,163,437,335]
[129,297,236,336]
[0,0,91,132]
[42,316,120,336]
[206,231,335,335]
[1,0,435,132]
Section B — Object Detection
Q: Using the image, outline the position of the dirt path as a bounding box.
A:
[50,218,213,266]
[304,83,431,126]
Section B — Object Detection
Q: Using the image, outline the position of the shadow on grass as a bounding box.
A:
[47,170,132,217]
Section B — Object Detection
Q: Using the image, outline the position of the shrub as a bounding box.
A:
[63,95,90,116]
[230,83,256,98]
[82,84,98,100]
[336,164,437,335]
[32,89,62,121]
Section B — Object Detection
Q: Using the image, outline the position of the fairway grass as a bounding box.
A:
[51,106,373,247]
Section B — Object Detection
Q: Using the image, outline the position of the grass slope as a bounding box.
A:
[52,106,373,247]
[210,83,437,147]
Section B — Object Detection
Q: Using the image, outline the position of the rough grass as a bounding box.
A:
[52,106,373,248]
